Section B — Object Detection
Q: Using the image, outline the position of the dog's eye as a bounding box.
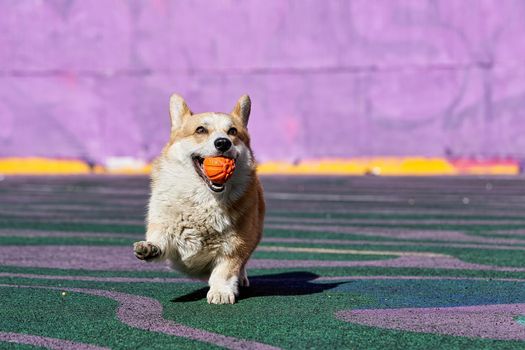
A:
[195,126,207,134]
[227,127,238,136]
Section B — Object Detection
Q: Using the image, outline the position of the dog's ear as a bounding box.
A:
[231,95,251,127]
[169,93,192,131]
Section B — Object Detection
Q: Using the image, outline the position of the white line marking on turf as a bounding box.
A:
[257,246,448,258]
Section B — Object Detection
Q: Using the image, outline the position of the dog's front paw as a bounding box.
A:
[133,241,161,261]
[207,287,236,304]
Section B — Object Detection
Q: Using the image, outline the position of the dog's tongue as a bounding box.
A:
[203,157,236,184]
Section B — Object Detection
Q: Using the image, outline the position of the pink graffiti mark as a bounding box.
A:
[282,116,300,144]
[0,331,109,350]
[0,284,279,350]
[336,304,525,340]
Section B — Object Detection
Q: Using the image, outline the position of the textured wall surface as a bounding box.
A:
[2,0,525,163]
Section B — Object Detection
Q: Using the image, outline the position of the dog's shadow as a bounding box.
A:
[171,271,342,302]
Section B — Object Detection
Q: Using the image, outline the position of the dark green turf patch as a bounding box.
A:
[4,279,523,350]
[252,249,396,261]
[263,228,525,247]
[470,231,525,241]
[2,265,525,290]
[263,228,414,241]
[453,249,525,268]
[266,210,525,222]
[258,241,525,267]
[3,264,525,282]
[1,228,523,261]
[126,279,525,350]
[332,279,525,308]
[0,286,222,350]
[355,222,525,231]
[250,266,525,280]
[0,265,182,278]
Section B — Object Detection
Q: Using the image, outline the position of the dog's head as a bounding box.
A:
[161,94,255,198]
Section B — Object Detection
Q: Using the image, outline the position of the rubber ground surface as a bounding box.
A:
[1,175,525,349]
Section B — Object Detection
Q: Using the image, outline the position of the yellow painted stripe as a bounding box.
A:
[257,158,519,176]
[0,158,90,175]
[456,165,519,175]
[0,157,519,175]
[93,164,152,175]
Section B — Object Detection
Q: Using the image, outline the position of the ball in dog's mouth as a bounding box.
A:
[192,156,235,193]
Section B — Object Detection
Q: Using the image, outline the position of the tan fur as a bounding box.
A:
[133,94,264,304]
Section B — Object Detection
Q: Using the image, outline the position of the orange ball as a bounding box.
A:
[203,157,236,184]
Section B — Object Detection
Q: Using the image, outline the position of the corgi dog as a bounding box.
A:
[133,94,265,304]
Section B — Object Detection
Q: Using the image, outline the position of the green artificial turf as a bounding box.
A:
[2,175,525,349]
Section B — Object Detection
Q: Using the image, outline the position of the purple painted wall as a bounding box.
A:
[2,0,525,163]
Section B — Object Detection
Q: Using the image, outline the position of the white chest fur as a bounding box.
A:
[149,189,234,275]
[171,202,232,255]
[147,159,243,276]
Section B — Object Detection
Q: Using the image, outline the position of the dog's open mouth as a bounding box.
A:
[192,156,226,193]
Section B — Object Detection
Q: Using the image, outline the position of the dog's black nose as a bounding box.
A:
[214,138,232,152]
